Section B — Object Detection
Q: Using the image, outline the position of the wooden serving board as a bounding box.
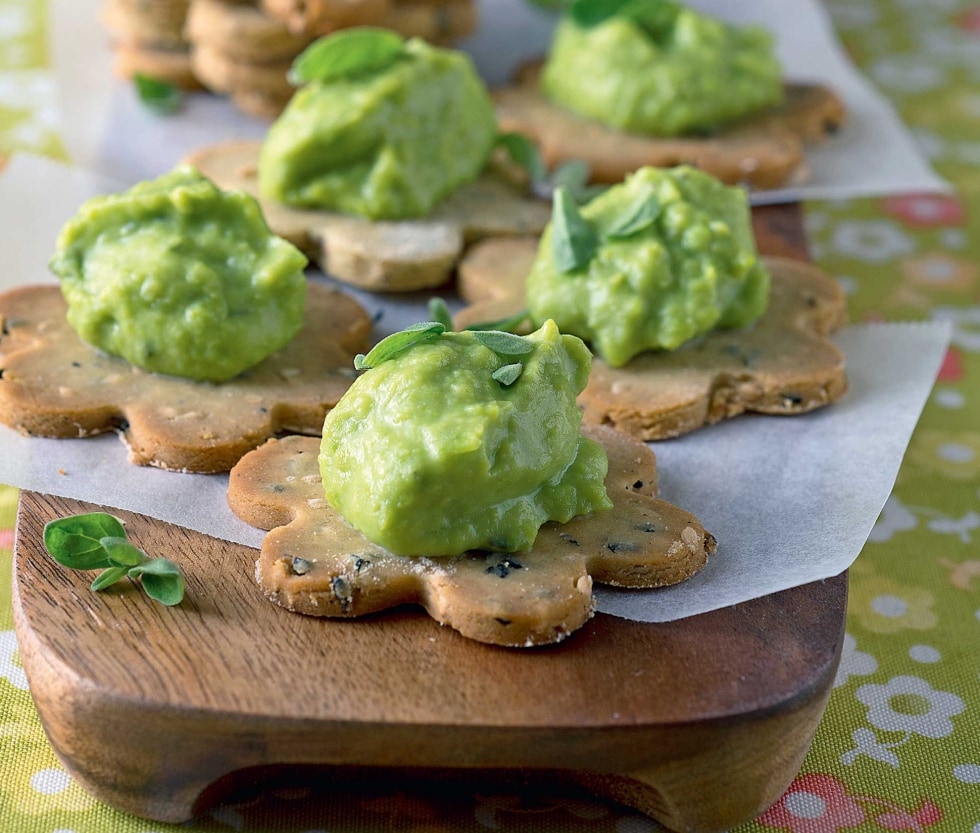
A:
[11,205,848,833]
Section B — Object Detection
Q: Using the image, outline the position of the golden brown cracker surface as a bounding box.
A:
[0,283,371,473]
[101,0,191,49]
[494,65,846,191]
[260,0,391,34]
[227,424,716,647]
[457,240,848,440]
[184,0,315,63]
[185,139,551,292]
[112,42,202,89]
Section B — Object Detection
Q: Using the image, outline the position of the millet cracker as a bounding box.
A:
[0,282,371,473]
[227,424,716,647]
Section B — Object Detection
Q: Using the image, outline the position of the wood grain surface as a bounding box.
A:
[11,205,848,833]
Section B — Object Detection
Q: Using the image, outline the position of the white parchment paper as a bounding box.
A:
[49,0,949,202]
[0,155,951,623]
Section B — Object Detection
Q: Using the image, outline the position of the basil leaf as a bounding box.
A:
[43,512,126,570]
[90,566,130,592]
[569,0,630,27]
[570,0,679,40]
[496,131,547,184]
[129,559,185,607]
[606,191,661,238]
[492,363,523,386]
[471,330,535,355]
[427,297,454,330]
[550,160,607,203]
[464,309,531,333]
[288,28,405,86]
[100,536,148,568]
[134,73,181,114]
[354,322,446,370]
[551,187,598,273]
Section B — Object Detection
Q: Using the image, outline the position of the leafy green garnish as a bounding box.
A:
[353,322,446,370]
[128,558,186,607]
[569,0,680,39]
[427,297,455,330]
[497,131,548,185]
[471,330,535,355]
[288,28,406,86]
[551,186,599,273]
[606,190,662,238]
[496,131,605,203]
[463,309,532,333]
[492,363,524,386]
[134,73,182,114]
[569,0,630,28]
[43,511,124,570]
[42,513,186,606]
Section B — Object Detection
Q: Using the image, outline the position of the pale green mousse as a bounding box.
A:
[49,166,308,383]
[259,38,497,220]
[318,321,612,557]
[541,1,784,136]
[527,166,771,367]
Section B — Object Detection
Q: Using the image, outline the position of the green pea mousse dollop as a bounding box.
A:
[526,165,771,367]
[541,1,784,136]
[318,320,612,557]
[49,165,308,383]
[258,36,498,220]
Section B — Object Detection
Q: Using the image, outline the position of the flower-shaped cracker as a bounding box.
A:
[456,240,848,440]
[185,140,551,292]
[227,424,716,647]
[494,63,847,191]
[0,282,371,472]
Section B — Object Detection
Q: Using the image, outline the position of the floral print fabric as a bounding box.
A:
[1,0,979,831]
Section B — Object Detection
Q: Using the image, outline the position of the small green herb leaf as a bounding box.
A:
[129,558,185,606]
[569,0,629,27]
[134,73,182,114]
[90,566,130,592]
[427,297,455,330]
[497,131,547,184]
[606,191,661,238]
[464,309,531,333]
[471,330,535,355]
[551,186,598,273]
[288,28,405,86]
[100,536,148,568]
[492,363,523,386]
[43,512,126,570]
[354,322,446,370]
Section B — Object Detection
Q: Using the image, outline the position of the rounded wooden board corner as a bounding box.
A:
[12,491,846,832]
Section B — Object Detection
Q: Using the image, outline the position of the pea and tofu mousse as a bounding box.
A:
[258,29,498,221]
[541,0,784,137]
[492,0,847,190]
[49,165,309,383]
[526,165,771,367]
[318,320,612,557]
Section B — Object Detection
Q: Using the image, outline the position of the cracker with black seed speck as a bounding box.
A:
[0,283,371,472]
[227,424,715,647]
[494,62,847,191]
[456,245,848,441]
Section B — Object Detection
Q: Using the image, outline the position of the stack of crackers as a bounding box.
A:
[102,0,478,119]
[101,0,201,91]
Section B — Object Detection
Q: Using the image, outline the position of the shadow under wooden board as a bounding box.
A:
[11,204,849,833]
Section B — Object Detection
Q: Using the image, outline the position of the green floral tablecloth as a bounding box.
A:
[1,1,979,831]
